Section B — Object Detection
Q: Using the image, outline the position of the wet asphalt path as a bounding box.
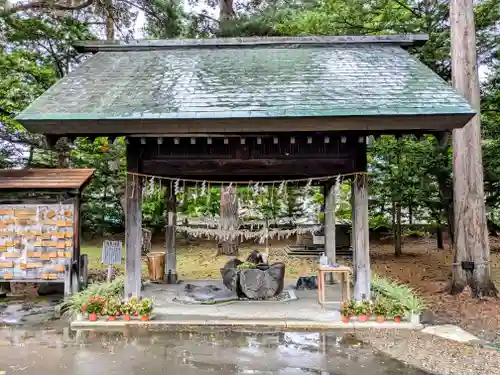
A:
[0,328,431,375]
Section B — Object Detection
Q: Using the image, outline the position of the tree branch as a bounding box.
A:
[196,11,220,24]
[8,0,95,14]
[391,0,422,18]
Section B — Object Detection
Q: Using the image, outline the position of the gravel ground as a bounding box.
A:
[353,329,500,375]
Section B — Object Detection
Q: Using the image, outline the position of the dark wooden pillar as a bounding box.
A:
[353,174,371,300]
[125,142,143,298]
[324,181,336,264]
[218,186,239,256]
[324,181,336,283]
[71,193,82,294]
[165,184,177,283]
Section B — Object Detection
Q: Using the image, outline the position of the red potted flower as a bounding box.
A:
[355,300,371,322]
[86,296,104,321]
[80,303,88,315]
[341,300,355,323]
[373,297,389,323]
[390,301,405,323]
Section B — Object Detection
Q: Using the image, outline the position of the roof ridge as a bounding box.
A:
[74,34,428,53]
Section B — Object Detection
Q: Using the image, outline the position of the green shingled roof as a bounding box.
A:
[16,39,474,126]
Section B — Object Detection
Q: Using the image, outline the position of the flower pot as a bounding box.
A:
[140,315,150,321]
[122,314,131,321]
[342,316,351,323]
[394,316,401,323]
[357,314,368,323]
[107,316,116,321]
[375,316,385,323]
[410,313,420,324]
[88,313,97,322]
[76,313,85,321]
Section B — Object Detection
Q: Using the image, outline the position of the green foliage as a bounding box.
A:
[389,300,405,317]
[185,188,221,217]
[237,261,257,270]
[102,296,122,316]
[371,274,426,313]
[61,278,124,318]
[120,298,136,315]
[137,297,154,316]
[352,300,371,315]
[143,186,167,232]
[341,299,357,317]
[142,0,184,38]
[372,296,391,316]
[482,66,500,225]
[72,138,126,237]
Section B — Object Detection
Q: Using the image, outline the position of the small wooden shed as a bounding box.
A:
[0,169,93,295]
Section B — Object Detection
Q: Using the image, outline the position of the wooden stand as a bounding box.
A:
[317,265,351,306]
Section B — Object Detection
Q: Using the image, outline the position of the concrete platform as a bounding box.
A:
[71,317,423,331]
[141,279,343,322]
[70,280,423,331]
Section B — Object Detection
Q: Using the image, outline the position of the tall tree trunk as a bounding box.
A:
[56,138,70,168]
[436,133,455,248]
[26,145,34,167]
[446,197,455,249]
[217,186,239,256]
[450,0,497,296]
[104,0,114,40]
[219,0,235,21]
[394,201,402,257]
[218,0,235,35]
[408,198,413,225]
[394,143,402,256]
[436,220,444,249]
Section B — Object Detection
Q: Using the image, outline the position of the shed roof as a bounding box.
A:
[0,169,94,190]
[16,35,475,135]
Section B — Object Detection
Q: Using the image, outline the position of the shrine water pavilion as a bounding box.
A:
[15,35,475,300]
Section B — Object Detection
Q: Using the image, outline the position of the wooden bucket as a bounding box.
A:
[146,252,165,282]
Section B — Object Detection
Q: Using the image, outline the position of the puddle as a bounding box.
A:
[0,327,431,374]
[0,297,60,326]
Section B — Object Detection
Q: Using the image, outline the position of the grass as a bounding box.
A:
[82,239,315,280]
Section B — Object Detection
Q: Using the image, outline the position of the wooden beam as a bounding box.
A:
[125,145,143,298]
[142,159,358,181]
[164,184,177,284]
[22,113,475,136]
[353,174,370,300]
[324,181,336,282]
